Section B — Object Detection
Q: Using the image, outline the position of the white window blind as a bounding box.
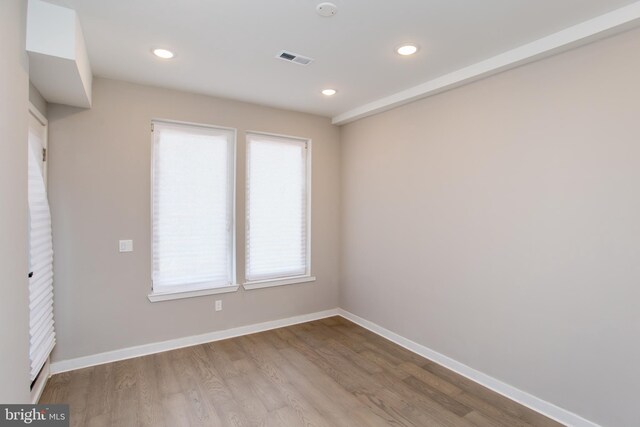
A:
[28,122,55,381]
[246,133,310,282]
[152,121,235,294]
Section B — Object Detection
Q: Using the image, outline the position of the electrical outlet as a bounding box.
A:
[119,240,133,252]
[215,300,222,312]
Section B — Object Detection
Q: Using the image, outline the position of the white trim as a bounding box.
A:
[307,139,312,277]
[152,118,237,134]
[337,309,600,427]
[49,309,339,374]
[28,102,48,187]
[147,284,240,302]
[30,359,50,404]
[230,127,238,286]
[306,138,312,278]
[28,102,48,126]
[245,129,310,143]
[332,2,640,125]
[243,275,316,290]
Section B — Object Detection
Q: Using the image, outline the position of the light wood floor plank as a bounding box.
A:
[40,317,563,427]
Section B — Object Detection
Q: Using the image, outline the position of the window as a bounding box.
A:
[245,132,312,287]
[151,120,236,300]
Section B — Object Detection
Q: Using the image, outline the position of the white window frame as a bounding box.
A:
[148,119,238,302]
[243,131,315,290]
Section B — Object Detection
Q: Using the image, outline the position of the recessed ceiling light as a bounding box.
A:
[396,44,418,56]
[153,48,174,59]
[322,89,337,96]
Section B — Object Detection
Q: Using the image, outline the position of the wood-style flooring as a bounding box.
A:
[40,316,563,427]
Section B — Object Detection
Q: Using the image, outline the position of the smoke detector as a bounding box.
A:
[276,50,314,66]
[316,2,337,17]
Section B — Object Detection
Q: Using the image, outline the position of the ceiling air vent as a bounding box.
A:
[276,50,314,66]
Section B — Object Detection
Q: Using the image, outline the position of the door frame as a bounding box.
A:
[28,102,48,186]
[27,101,50,404]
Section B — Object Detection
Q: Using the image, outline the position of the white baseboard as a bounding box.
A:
[30,359,50,404]
[337,309,599,427]
[50,308,339,374]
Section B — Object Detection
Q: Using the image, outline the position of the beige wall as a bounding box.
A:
[47,78,341,362]
[340,28,640,427]
[0,0,31,403]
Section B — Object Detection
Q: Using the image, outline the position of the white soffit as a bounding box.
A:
[332,2,640,125]
[27,0,92,108]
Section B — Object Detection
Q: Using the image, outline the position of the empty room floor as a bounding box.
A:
[39,317,562,426]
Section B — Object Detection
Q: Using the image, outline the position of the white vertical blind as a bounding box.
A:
[152,121,235,293]
[246,133,309,282]
[28,128,55,381]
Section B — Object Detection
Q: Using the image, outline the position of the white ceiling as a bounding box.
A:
[44,0,639,119]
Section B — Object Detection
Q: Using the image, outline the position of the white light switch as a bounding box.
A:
[119,240,133,253]
[215,300,222,311]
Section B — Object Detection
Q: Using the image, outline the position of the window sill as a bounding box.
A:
[242,276,316,291]
[148,284,239,302]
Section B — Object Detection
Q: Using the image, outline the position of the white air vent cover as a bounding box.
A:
[276,50,314,66]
